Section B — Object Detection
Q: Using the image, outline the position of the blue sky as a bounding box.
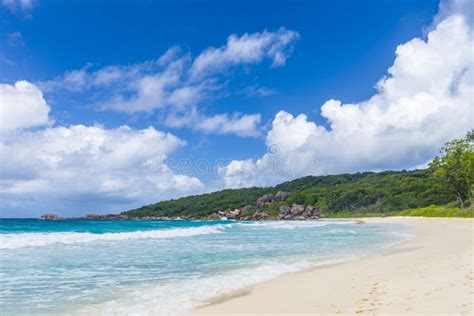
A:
[0,0,472,217]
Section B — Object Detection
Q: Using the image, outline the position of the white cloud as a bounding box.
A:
[220,13,474,188]
[189,27,299,79]
[100,59,187,113]
[1,0,35,12]
[0,81,52,133]
[0,82,204,217]
[165,109,262,137]
[39,29,298,137]
[197,112,262,137]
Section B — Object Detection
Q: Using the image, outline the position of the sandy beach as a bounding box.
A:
[191,217,473,315]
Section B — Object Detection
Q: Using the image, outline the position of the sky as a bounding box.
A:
[0,0,473,217]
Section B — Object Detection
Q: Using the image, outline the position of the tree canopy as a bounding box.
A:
[429,130,474,208]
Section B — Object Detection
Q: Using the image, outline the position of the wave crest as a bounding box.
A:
[238,220,355,230]
[0,225,228,250]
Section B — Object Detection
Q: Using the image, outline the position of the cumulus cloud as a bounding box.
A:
[0,82,204,217]
[220,12,474,188]
[39,28,299,137]
[0,81,52,132]
[189,27,299,79]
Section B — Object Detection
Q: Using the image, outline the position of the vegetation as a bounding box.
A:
[123,187,271,218]
[123,168,453,218]
[430,130,473,208]
[397,205,474,218]
[123,132,473,219]
[321,205,474,218]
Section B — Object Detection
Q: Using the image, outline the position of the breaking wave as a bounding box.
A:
[238,220,355,230]
[0,225,229,250]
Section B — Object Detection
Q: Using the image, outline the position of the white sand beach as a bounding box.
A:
[191,217,473,315]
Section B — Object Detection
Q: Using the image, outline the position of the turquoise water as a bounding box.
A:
[0,219,411,315]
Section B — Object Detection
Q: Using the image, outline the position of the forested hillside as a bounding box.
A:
[123,168,453,218]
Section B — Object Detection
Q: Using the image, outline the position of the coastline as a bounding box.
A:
[189,217,473,315]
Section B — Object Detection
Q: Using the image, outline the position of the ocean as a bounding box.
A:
[0,219,411,315]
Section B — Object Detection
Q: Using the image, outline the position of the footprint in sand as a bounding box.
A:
[356,282,383,314]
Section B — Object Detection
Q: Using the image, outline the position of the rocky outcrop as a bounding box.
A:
[40,214,63,220]
[290,204,305,215]
[274,191,290,201]
[256,191,290,209]
[207,213,220,220]
[251,210,270,220]
[218,209,241,220]
[241,205,256,212]
[278,204,321,220]
[303,205,315,217]
[280,205,291,215]
[205,191,321,221]
[256,194,274,209]
[209,202,321,221]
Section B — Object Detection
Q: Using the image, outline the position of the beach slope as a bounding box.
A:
[191,217,473,315]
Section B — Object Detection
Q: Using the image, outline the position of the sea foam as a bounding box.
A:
[73,258,323,316]
[238,220,355,230]
[0,225,229,250]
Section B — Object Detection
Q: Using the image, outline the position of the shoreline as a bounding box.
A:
[189,217,473,315]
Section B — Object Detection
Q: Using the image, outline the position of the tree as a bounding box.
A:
[429,130,474,209]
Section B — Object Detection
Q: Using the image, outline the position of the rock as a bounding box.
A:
[279,205,291,215]
[290,204,305,216]
[256,194,274,209]
[40,213,63,220]
[218,210,229,216]
[214,208,245,220]
[252,210,270,220]
[274,191,290,201]
[242,205,256,212]
[208,213,220,220]
[227,209,241,219]
[294,215,306,220]
[303,205,315,217]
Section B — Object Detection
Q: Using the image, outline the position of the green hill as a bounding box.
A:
[122,168,454,218]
